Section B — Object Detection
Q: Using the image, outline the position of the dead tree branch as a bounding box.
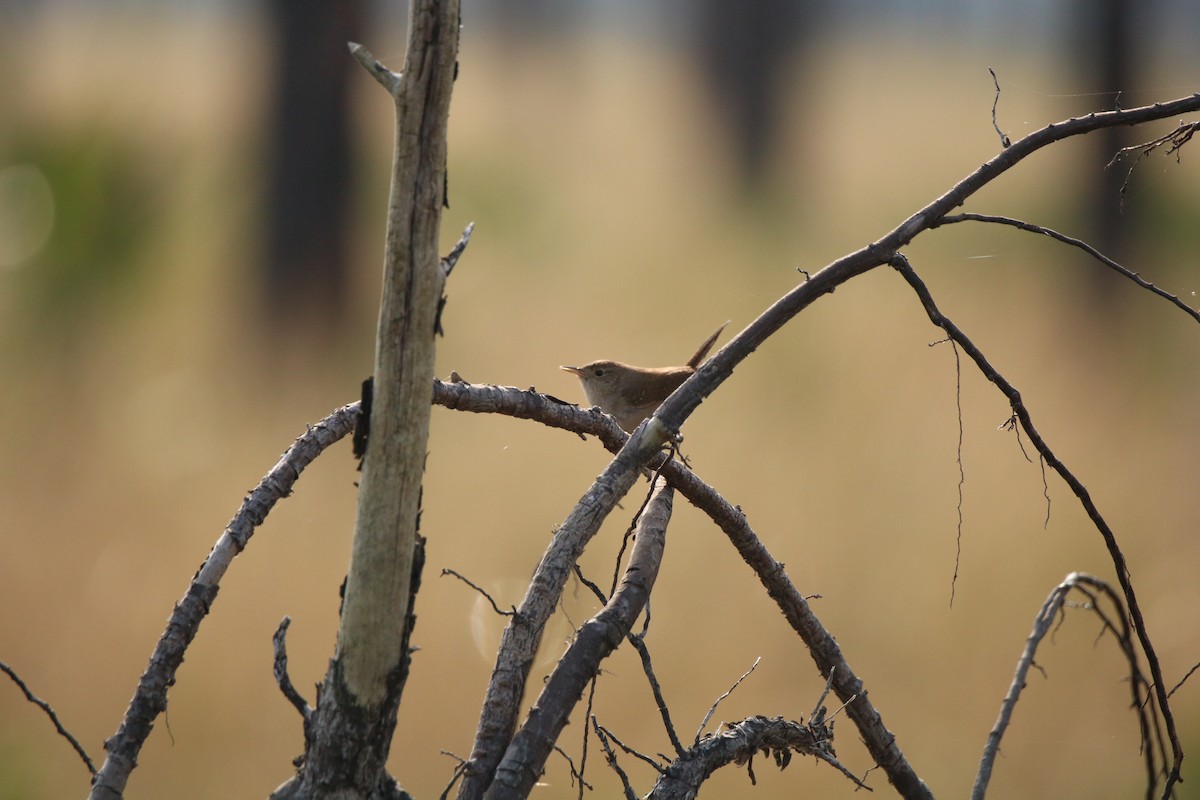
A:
[694,657,762,745]
[442,569,517,617]
[87,404,359,800]
[934,212,1200,322]
[455,402,671,798]
[890,253,1181,798]
[430,380,931,799]
[273,617,312,724]
[70,76,1195,799]
[628,634,685,758]
[647,714,860,800]
[481,481,674,800]
[651,94,1200,451]
[591,720,639,800]
[973,573,1155,800]
[1107,120,1199,199]
[1,659,95,776]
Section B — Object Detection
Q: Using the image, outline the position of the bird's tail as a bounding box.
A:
[686,320,731,369]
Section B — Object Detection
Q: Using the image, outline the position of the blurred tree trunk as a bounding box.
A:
[262,0,364,331]
[1072,0,1143,303]
[692,0,812,191]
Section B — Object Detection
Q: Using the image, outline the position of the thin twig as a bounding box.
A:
[0,658,96,775]
[611,465,670,597]
[89,403,359,799]
[934,337,965,607]
[1167,662,1200,700]
[552,743,592,793]
[999,413,1034,464]
[577,679,598,800]
[272,617,312,723]
[987,68,1011,148]
[1038,454,1052,529]
[430,383,931,798]
[629,633,685,757]
[592,719,639,800]
[972,573,1156,800]
[808,666,837,725]
[347,42,401,94]
[439,751,470,800]
[594,721,666,774]
[694,657,761,745]
[572,563,608,605]
[1117,120,1197,162]
[936,212,1200,323]
[1107,121,1199,201]
[891,254,1178,798]
[441,569,516,617]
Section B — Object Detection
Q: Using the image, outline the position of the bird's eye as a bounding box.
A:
[593,368,605,377]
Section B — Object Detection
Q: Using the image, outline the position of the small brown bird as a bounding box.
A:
[560,322,729,432]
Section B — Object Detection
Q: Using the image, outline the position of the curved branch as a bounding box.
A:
[431,380,932,800]
[890,254,1181,797]
[87,404,359,800]
[652,94,1200,439]
[647,714,862,799]
[483,482,674,800]
[935,212,1200,323]
[453,93,1200,798]
[973,573,1157,800]
[455,403,665,799]
[1,659,95,776]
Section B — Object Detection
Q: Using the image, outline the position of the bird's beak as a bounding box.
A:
[560,365,582,375]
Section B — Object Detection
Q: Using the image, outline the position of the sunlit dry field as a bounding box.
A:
[2,7,1198,799]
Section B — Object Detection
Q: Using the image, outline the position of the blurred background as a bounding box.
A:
[1,1,1199,798]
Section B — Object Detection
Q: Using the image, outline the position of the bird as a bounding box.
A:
[560,322,729,432]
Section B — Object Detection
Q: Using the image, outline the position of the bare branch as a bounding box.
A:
[694,657,761,745]
[891,254,1181,797]
[1167,661,1200,700]
[987,67,1011,148]
[936,212,1200,323]
[89,403,359,800]
[973,573,1158,800]
[455,92,1200,800]
[439,751,470,800]
[649,714,865,799]
[1,658,95,776]
[347,42,402,95]
[592,719,639,800]
[272,618,312,724]
[482,482,674,800]
[441,569,517,617]
[649,93,1200,453]
[1107,120,1199,199]
[431,381,932,798]
[457,412,667,799]
[628,634,685,757]
[595,720,665,773]
[441,221,475,277]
